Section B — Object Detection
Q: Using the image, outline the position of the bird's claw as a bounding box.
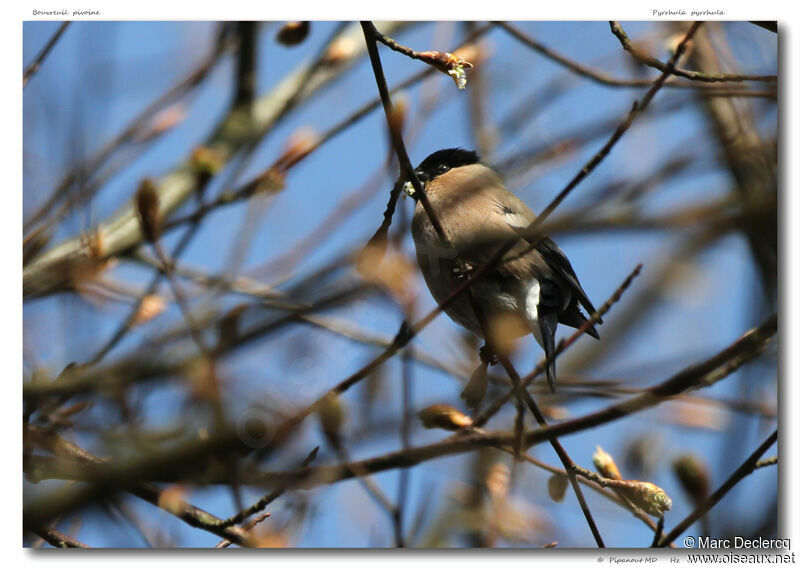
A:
[393,321,413,346]
[479,344,498,366]
[452,263,474,281]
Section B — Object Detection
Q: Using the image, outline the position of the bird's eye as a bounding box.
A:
[437,164,450,174]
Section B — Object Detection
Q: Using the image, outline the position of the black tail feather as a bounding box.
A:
[559,301,600,339]
[539,310,559,393]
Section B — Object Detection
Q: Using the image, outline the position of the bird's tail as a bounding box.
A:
[538,311,559,393]
[559,300,600,339]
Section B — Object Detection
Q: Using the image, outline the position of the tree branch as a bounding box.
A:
[609,21,776,83]
[657,429,777,546]
[23,22,71,87]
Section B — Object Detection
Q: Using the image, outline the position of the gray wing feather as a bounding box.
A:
[493,195,600,323]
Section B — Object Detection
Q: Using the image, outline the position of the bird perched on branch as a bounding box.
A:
[405,148,600,394]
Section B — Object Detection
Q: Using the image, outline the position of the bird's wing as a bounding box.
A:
[425,170,598,323]
[486,191,601,323]
[532,237,599,320]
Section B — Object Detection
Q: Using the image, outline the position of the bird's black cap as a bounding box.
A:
[414,148,480,183]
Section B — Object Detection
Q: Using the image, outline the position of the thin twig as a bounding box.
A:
[23,22,71,87]
[491,444,671,542]
[360,21,448,241]
[609,21,776,83]
[755,456,777,469]
[31,525,89,548]
[395,331,414,547]
[23,280,369,401]
[149,239,212,358]
[209,446,319,529]
[498,354,606,546]
[657,429,777,546]
[498,21,776,92]
[234,22,258,107]
[650,516,665,547]
[497,22,684,89]
[214,512,271,548]
[370,24,473,88]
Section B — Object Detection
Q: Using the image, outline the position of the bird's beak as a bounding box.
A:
[402,168,428,200]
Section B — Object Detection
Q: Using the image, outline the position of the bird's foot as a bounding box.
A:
[452,263,474,281]
[479,344,499,366]
[393,321,413,346]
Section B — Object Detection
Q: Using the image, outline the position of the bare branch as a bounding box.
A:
[31,525,90,548]
[609,21,777,83]
[23,22,71,87]
[657,430,777,546]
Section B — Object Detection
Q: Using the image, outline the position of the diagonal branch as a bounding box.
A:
[360,20,449,241]
[31,525,90,548]
[496,21,699,90]
[497,353,606,546]
[609,21,777,83]
[207,446,319,530]
[370,24,473,89]
[657,429,777,546]
[23,22,71,87]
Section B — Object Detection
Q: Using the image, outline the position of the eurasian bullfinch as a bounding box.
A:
[406,148,600,393]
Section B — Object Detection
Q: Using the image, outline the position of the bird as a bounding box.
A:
[406,147,600,393]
